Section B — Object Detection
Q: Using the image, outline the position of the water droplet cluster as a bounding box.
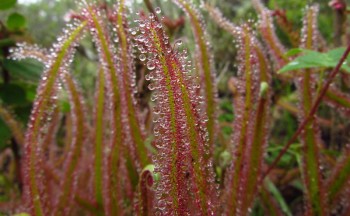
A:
[221,22,273,215]
[203,3,240,37]
[82,3,150,214]
[172,0,219,159]
[9,43,48,62]
[300,5,320,50]
[253,0,288,70]
[15,20,87,215]
[134,10,217,215]
[294,5,327,215]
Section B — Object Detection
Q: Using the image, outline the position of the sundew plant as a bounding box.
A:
[1,0,350,215]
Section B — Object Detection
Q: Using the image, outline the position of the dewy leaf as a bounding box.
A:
[172,0,218,157]
[279,47,350,73]
[223,24,271,215]
[82,4,124,215]
[54,73,86,216]
[207,6,272,212]
[112,0,150,169]
[15,21,86,216]
[93,68,105,210]
[135,12,218,215]
[296,5,327,216]
[252,0,289,70]
[203,3,239,38]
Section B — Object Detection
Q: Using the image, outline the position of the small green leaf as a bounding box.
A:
[0,0,16,10]
[0,83,27,106]
[6,12,26,31]
[0,38,15,48]
[0,118,11,150]
[3,59,43,82]
[218,113,234,122]
[220,99,233,112]
[278,47,350,73]
[284,48,304,57]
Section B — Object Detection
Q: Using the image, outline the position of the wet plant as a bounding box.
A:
[1,0,350,215]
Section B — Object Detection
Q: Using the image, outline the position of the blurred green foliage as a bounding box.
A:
[0,0,29,150]
[0,0,17,11]
[6,12,26,31]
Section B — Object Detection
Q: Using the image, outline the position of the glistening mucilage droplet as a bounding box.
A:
[147,60,156,70]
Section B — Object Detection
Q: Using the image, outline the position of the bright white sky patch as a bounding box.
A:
[18,0,41,5]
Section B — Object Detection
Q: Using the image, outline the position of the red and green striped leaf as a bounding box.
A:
[54,73,86,215]
[253,0,289,71]
[83,5,124,215]
[297,5,327,216]
[135,12,218,215]
[113,0,150,169]
[17,21,86,216]
[172,0,218,157]
[223,25,271,215]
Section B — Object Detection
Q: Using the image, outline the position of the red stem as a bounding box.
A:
[261,43,350,181]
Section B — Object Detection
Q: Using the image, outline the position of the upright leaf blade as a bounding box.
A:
[93,68,105,212]
[297,5,327,215]
[83,5,124,215]
[223,25,271,215]
[253,0,289,70]
[54,73,86,216]
[13,21,87,215]
[113,0,150,169]
[135,12,218,215]
[172,0,218,157]
[204,9,273,213]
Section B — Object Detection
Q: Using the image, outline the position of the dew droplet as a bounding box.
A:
[147,60,156,70]
[139,54,146,61]
[139,21,145,28]
[145,73,152,81]
[148,83,156,90]
[155,7,161,14]
[175,40,183,46]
